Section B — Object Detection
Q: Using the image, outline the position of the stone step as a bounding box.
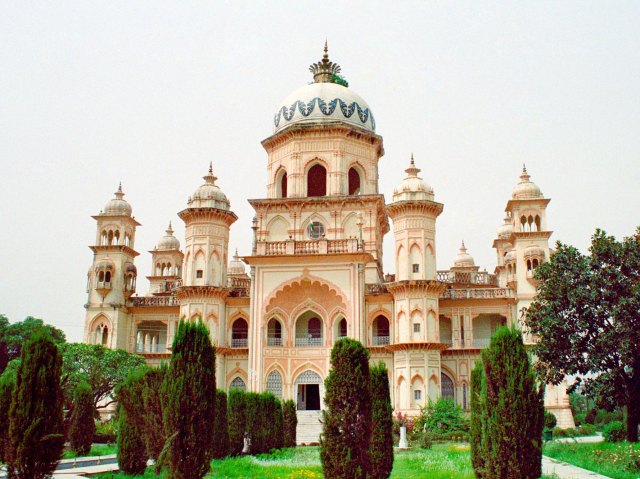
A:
[296,411,323,445]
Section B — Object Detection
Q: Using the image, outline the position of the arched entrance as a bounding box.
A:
[294,370,323,411]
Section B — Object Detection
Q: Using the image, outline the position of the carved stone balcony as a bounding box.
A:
[372,335,390,346]
[437,270,498,286]
[439,288,514,300]
[231,338,248,348]
[257,238,360,256]
[130,296,180,307]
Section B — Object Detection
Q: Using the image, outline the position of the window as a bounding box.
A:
[460,319,465,341]
[413,323,420,333]
[412,263,419,273]
[462,383,468,409]
[307,164,327,197]
[267,318,282,346]
[307,221,325,239]
[196,270,203,279]
[338,318,347,338]
[441,373,455,401]
[231,318,248,348]
[266,370,283,399]
[348,167,361,195]
[230,377,246,391]
[414,390,422,401]
[280,172,288,198]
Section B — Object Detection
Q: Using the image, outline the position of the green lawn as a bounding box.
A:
[544,441,640,479]
[62,443,117,459]
[95,444,558,479]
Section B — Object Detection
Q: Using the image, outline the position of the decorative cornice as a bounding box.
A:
[174,286,230,300]
[386,280,447,296]
[386,342,450,352]
[91,214,142,226]
[386,200,444,219]
[177,207,238,226]
[505,197,551,211]
[215,347,249,356]
[509,231,553,242]
[262,122,383,152]
[89,245,139,257]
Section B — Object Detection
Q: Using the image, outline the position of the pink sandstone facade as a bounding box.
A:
[83,47,574,441]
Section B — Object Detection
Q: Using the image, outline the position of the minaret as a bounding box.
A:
[83,183,140,349]
[148,222,183,295]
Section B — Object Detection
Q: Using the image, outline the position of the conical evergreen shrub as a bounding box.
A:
[245,392,263,453]
[6,330,65,479]
[369,362,393,479]
[161,319,216,479]
[470,361,487,478]
[69,381,96,456]
[140,364,166,471]
[116,368,148,475]
[320,338,372,479]
[227,388,247,455]
[0,368,16,464]
[477,326,544,479]
[283,400,297,448]
[212,389,229,459]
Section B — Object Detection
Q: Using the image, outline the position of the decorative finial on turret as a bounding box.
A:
[115,182,124,199]
[166,221,173,235]
[203,162,218,184]
[405,153,421,177]
[520,163,530,181]
[410,153,415,165]
[235,248,239,257]
[460,240,467,252]
[309,42,346,85]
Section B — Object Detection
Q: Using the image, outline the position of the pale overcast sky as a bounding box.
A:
[1,1,638,342]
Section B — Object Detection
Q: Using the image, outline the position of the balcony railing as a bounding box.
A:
[439,288,513,300]
[257,238,360,256]
[130,296,180,307]
[437,270,498,286]
[267,337,283,346]
[372,335,390,346]
[366,283,389,295]
[295,337,323,347]
[96,281,112,290]
[136,345,168,353]
[440,338,453,346]
[472,338,491,348]
[231,338,248,348]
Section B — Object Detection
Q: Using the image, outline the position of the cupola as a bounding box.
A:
[453,241,475,269]
[512,165,543,199]
[392,155,435,202]
[103,183,132,216]
[187,163,230,210]
[497,213,514,240]
[156,222,180,251]
[228,250,246,276]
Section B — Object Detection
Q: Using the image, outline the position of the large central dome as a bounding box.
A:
[272,45,375,134]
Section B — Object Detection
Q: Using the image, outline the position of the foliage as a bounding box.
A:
[212,389,229,459]
[265,394,284,452]
[471,326,544,479]
[543,441,640,479]
[69,381,96,456]
[116,368,148,475]
[62,443,117,459]
[283,399,298,448]
[552,424,597,437]
[95,418,118,443]
[525,227,640,442]
[470,361,486,478]
[161,318,216,479]
[544,411,558,430]
[0,315,66,375]
[227,387,247,456]
[139,364,166,468]
[604,421,627,443]
[5,329,65,479]
[245,392,264,453]
[0,367,16,463]
[415,396,467,435]
[60,343,145,409]
[320,338,371,479]
[369,362,393,479]
[330,72,349,87]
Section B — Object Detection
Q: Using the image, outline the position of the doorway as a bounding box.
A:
[297,384,320,411]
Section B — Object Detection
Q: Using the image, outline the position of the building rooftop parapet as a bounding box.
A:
[436,270,498,286]
[439,287,514,300]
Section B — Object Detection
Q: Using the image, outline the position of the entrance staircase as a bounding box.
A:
[296,410,323,445]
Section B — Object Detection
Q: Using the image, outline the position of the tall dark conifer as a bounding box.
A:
[369,362,393,479]
[0,368,16,464]
[69,381,96,456]
[140,364,167,470]
[212,389,229,459]
[320,338,371,479]
[116,368,148,475]
[227,388,247,455]
[470,362,487,478]
[283,400,297,448]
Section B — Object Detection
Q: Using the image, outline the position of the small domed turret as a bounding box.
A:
[156,222,180,251]
[453,241,475,268]
[392,155,434,202]
[103,183,132,216]
[497,213,514,240]
[512,165,542,199]
[228,249,246,276]
[187,163,230,210]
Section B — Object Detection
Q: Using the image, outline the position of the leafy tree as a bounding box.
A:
[525,228,640,442]
[212,389,229,459]
[140,364,166,470]
[283,400,297,448]
[369,362,393,479]
[0,316,65,374]
[474,326,544,479]
[116,368,148,475]
[320,338,371,479]
[6,330,65,479]
[0,368,17,463]
[60,343,145,409]
[161,319,216,479]
[69,381,96,456]
[414,396,467,434]
[470,362,486,479]
[227,388,247,455]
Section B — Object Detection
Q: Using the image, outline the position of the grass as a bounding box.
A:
[94,444,559,479]
[544,441,640,479]
[62,443,117,459]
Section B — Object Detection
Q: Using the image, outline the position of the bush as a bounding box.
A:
[140,364,166,468]
[578,424,597,436]
[6,330,65,479]
[69,381,96,456]
[0,368,16,463]
[320,338,371,479]
[595,409,624,427]
[470,362,485,475]
[116,369,147,475]
[212,389,229,459]
[227,388,247,456]
[603,421,626,442]
[161,319,217,479]
[544,411,558,430]
[94,418,118,443]
[245,392,264,454]
[414,396,467,434]
[369,362,393,479]
[283,400,297,448]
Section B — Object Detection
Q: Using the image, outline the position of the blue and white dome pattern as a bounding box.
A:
[273,82,375,134]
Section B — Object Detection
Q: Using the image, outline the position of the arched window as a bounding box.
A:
[114,230,120,245]
[373,315,390,346]
[276,169,288,198]
[295,312,323,347]
[230,377,246,391]
[348,167,361,195]
[535,215,541,232]
[307,164,327,197]
[267,318,282,346]
[231,318,248,348]
[105,271,111,283]
[266,370,283,399]
[95,322,109,346]
[441,373,455,402]
[107,230,114,245]
[339,318,347,338]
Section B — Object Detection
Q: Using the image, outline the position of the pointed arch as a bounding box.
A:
[267,215,289,241]
[306,160,327,197]
[342,212,359,239]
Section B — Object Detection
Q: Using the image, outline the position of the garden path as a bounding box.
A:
[542,455,611,479]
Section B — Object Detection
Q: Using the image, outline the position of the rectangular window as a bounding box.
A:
[414,390,422,401]
[412,263,419,273]
[196,270,203,279]
[460,319,465,341]
[413,323,420,333]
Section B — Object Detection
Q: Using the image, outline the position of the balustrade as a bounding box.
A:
[130,296,180,306]
[372,335,390,346]
[437,270,498,286]
[231,338,248,348]
[295,337,323,347]
[439,288,513,300]
[135,344,168,354]
[267,337,283,347]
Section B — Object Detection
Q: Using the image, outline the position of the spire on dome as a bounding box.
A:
[405,153,421,177]
[166,221,173,235]
[115,182,124,199]
[203,162,218,184]
[309,42,345,85]
[520,163,530,181]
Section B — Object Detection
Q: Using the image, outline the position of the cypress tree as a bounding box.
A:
[6,330,65,479]
[161,319,216,479]
[480,326,544,479]
[227,388,247,455]
[212,389,229,459]
[140,364,166,469]
[245,392,263,454]
[69,381,96,456]
[272,396,284,451]
[283,400,297,448]
[369,362,393,479]
[116,368,147,475]
[0,368,16,464]
[320,338,372,479]
[470,361,486,479]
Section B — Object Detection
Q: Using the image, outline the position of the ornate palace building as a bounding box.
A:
[83,46,574,442]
